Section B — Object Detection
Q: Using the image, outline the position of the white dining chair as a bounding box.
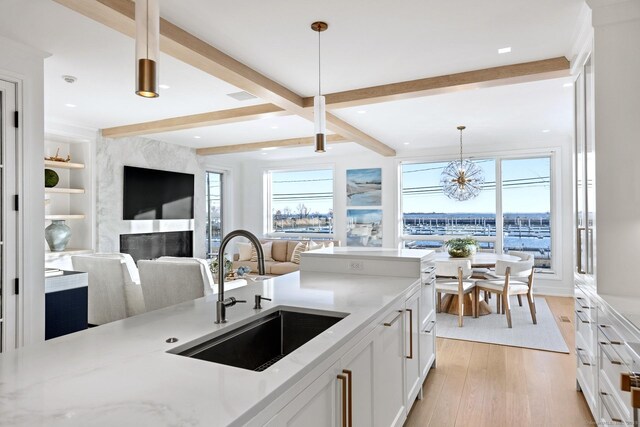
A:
[435,259,476,327]
[475,258,536,328]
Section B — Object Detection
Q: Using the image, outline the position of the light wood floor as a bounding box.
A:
[405,296,595,427]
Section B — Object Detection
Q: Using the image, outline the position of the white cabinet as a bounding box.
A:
[374,302,406,427]
[341,327,376,426]
[404,290,421,407]
[266,361,341,427]
[420,267,436,381]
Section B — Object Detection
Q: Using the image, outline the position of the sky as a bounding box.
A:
[268,157,551,215]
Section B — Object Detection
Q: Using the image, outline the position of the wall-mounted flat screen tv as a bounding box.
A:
[123,166,194,220]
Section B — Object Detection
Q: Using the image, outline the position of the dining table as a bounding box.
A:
[432,251,521,316]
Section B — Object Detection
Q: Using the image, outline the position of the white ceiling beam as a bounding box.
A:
[196,134,348,156]
[101,104,290,138]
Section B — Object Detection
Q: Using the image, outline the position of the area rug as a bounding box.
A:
[436,297,569,353]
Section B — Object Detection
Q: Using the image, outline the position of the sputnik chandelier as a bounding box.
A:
[440,126,485,201]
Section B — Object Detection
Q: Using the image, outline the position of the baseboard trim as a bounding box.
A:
[533,285,574,297]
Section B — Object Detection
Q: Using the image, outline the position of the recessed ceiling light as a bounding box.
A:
[261,147,278,151]
[194,135,201,139]
[261,152,268,155]
[542,129,550,133]
[64,103,77,108]
[357,110,367,114]
[563,82,573,88]
[498,47,511,54]
[403,142,410,145]
[159,84,170,89]
[270,125,279,129]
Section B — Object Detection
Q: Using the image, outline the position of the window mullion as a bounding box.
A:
[496,158,504,254]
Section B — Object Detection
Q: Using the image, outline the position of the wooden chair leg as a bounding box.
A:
[484,290,489,301]
[517,294,523,306]
[458,292,464,327]
[496,293,501,314]
[527,293,537,324]
[472,289,477,318]
[504,293,512,328]
[436,292,442,313]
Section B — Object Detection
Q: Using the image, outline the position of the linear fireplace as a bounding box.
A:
[120,231,193,262]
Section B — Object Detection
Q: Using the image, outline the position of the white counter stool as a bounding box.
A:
[475,258,536,328]
[435,259,477,327]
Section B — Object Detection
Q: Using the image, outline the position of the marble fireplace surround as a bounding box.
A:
[96,136,206,258]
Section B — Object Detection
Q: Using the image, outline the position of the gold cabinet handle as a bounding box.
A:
[406,308,413,359]
[337,374,347,426]
[342,370,352,426]
[384,310,403,327]
[620,372,640,409]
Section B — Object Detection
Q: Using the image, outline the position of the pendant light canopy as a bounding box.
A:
[440,126,485,201]
[135,0,160,98]
[311,21,328,153]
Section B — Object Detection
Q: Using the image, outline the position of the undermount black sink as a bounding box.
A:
[171,309,347,372]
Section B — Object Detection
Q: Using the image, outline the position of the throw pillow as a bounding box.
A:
[308,240,323,251]
[251,241,274,262]
[291,241,309,264]
[237,242,253,261]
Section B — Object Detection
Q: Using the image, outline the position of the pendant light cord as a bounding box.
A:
[459,128,463,165]
[318,29,322,97]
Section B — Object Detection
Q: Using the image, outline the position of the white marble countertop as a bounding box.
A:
[0,271,418,427]
[599,293,640,333]
[303,246,434,262]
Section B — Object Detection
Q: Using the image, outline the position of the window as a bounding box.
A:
[402,155,554,270]
[401,160,496,252]
[269,168,333,235]
[205,171,223,257]
[501,157,551,269]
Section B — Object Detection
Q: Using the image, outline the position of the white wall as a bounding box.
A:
[0,35,47,346]
[589,0,640,297]
[96,136,208,258]
[238,137,575,296]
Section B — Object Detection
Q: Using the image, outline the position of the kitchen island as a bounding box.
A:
[0,249,434,426]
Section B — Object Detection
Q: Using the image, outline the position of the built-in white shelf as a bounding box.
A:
[45,214,86,220]
[44,160,85,169]
[45,187,85,194]
[45,248,93,262]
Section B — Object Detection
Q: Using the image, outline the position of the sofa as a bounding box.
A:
[232,238,340,276]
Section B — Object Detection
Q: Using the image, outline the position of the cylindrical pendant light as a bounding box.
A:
[135,0,160,98]
[311,21,328,153]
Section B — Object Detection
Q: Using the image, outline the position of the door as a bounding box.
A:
[575,55,595,276]
[0,79,18,353]
[341,329,375,426]
[374,302,406,427]
[404,290,421,407]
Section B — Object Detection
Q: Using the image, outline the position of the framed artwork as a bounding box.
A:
[347,168,382,206]
[347,209,383,247]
